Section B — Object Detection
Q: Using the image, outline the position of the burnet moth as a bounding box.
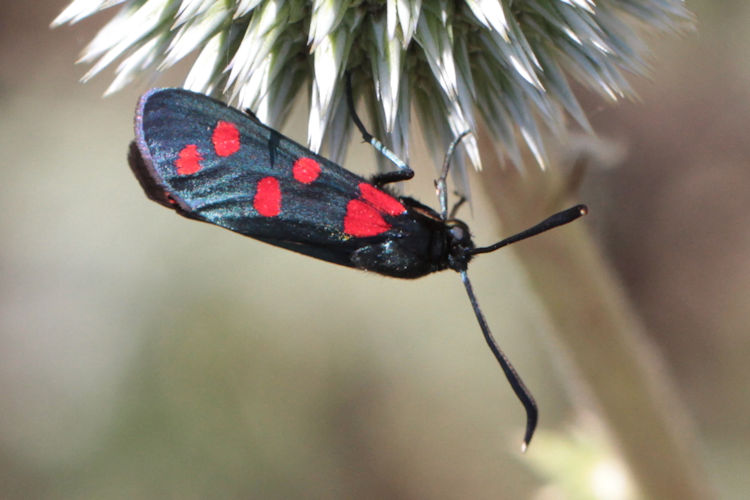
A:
[128,82,587,450]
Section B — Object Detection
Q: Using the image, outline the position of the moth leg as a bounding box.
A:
[345,72,414,186]
[435,130,472,219]
[243,108,263,124]
[449,194,467,219]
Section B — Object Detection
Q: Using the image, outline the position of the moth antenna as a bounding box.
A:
[436,130,472,220]
[471,205,588,256]
[460,270,537,450]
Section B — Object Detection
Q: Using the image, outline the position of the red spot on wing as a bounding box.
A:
[212,121,240,157]
[358,183,405,215]
[293,157,321,184]
[344,199,392,237]
[254,177,281,217]
[175,144,203,175]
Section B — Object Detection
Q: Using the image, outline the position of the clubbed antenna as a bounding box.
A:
[460,270,538,450]
[471,206,588,256]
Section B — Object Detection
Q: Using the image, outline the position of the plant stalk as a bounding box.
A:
[476,132,713,499]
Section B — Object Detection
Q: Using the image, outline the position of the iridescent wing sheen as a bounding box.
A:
[130,88,422,267]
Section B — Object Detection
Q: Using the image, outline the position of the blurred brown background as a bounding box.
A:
[1,1,748,498]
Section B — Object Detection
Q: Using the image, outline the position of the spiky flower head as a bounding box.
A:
[53,0,693,189]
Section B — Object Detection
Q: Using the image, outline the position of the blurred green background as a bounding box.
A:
[1,2,748,498]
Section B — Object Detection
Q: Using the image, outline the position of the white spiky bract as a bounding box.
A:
[53,0,692,181]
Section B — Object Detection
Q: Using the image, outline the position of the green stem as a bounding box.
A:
[477,134,713,499]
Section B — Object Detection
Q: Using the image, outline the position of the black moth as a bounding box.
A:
[128,83,587,449]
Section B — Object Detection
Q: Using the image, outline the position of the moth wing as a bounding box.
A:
[130,88,401,264]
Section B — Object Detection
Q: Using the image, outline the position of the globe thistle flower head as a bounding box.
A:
[53,0,693,191]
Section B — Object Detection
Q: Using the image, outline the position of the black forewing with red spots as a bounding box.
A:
[129,88,449,276]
